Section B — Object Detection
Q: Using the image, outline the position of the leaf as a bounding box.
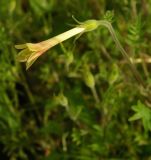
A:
[103,10,115,23]
[129,101,151,132]
[29,0,54,17]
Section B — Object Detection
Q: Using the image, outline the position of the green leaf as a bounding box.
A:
[129,101,151,132]
[103,10,115,23]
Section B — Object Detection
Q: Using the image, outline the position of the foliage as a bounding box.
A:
[1,0,151,159]
[129,101,151,132]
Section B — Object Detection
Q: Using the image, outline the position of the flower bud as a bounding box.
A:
[54,92,68,107]
[83,66,95,89]
[108,63,119,85]
[65,51,74,68]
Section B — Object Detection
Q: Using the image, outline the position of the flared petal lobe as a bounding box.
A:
[16,48,33,62]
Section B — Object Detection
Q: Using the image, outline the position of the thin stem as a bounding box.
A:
[20,71,35,105]
[91,87,100,104]
[99,20,146,88]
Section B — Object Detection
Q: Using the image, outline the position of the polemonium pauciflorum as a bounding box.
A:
[15,19,100,70]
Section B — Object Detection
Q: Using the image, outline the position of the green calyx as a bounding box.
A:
[79,20,100,32]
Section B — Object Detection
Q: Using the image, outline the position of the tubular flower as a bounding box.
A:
[15,19,100,69]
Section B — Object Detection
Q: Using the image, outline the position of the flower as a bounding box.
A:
[15,19,100,70]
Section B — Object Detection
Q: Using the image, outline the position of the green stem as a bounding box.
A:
[99,20,146,88]
[20,72,35,105]
[91,87,100,104]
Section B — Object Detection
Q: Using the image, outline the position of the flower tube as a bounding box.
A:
[15,19,100,70]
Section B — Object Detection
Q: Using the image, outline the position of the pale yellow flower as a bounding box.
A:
[15,19,100,69]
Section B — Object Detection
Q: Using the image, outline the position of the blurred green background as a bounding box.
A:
[1,0,151,159]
